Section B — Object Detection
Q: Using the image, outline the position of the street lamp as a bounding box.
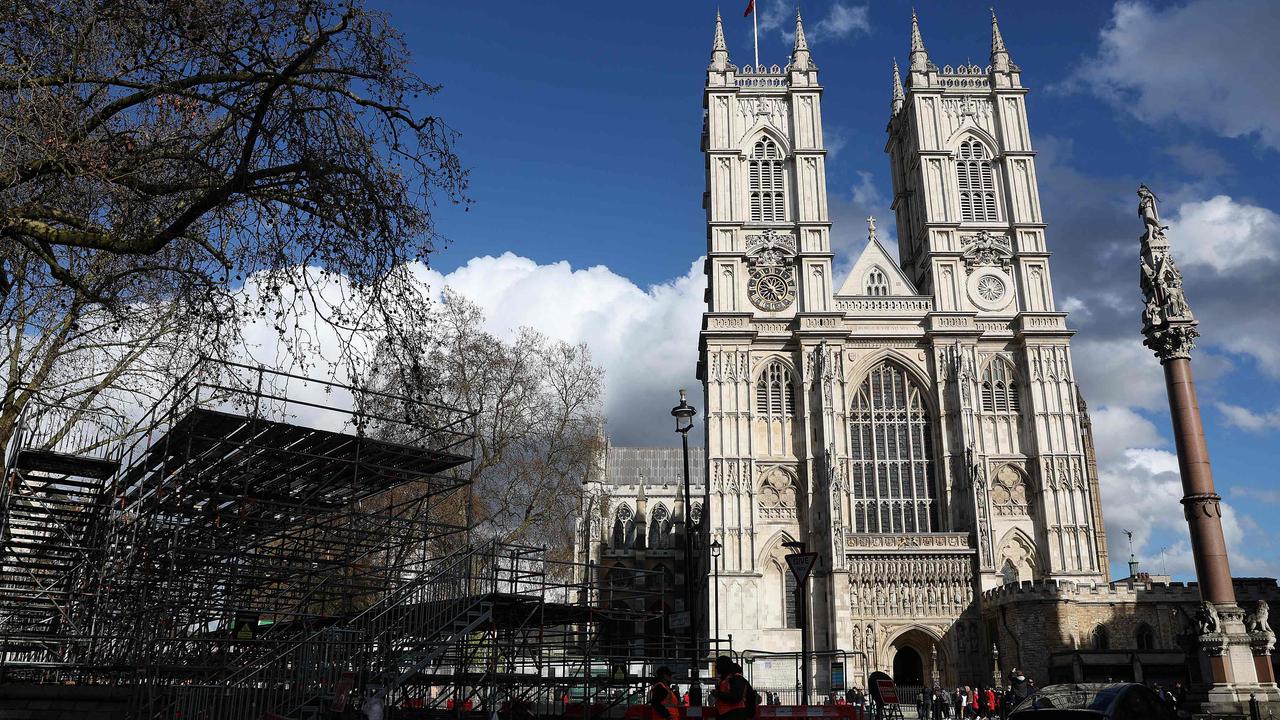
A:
[671,389,699,705]
[710,538,722,653]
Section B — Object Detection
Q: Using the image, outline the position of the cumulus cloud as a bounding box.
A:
[416,253,705,447]
[1167,195,1280,274]
[1097,447,1280,578]
[1216,402,1280,432]
[1067,0,1280,149]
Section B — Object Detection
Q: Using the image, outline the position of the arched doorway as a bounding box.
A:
[893,646,924,686]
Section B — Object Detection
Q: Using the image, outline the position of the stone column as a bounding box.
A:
[1136,186,1277,710]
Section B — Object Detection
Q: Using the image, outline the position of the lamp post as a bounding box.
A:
[710,538,722,653]
[671,389,700,704]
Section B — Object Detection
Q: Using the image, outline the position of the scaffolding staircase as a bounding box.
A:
[0,409,119,672]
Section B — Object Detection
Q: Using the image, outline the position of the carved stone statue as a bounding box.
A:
[1196,601,1221,635]
[1247,600,1271,634]
[1137,184,1168,243]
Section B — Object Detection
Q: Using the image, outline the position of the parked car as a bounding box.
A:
[1009,683,1176,719]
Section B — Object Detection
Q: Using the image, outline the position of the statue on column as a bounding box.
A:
[1137,184,1168,244]
[1137,185,1199,360]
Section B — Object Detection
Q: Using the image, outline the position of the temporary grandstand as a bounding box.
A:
[1,361,688,719]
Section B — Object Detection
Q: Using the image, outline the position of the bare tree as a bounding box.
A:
[366,291,605,561]
[0,0,466,450]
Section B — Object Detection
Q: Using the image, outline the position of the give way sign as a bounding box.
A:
[785,552,818,583]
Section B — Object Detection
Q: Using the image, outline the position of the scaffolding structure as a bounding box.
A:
[1,361,690,719]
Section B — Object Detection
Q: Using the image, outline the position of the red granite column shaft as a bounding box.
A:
[1164,358,1236,606]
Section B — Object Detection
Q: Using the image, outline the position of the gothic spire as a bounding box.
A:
[891,57,905,115]
[909,9,930,73]
[990,7,1011,72]
[710,9,731,72]
[790,8,814,71]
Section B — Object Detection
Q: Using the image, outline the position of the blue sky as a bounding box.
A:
[380,0,1280,582]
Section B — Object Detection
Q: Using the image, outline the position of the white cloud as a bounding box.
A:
[805,4,871,45]
[1216,402,1280,432]
[762,2,871,46]
[1073,337,1170,411]
[417,253,705,447]
[1089,405,1164,463]
[1068,0,1280,149]
[1168,195,1280,274]
[1097,447,1280,579]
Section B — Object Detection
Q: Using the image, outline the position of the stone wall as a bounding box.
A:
[983,576,1280,686]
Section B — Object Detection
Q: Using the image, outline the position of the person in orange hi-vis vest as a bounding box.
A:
[649,667,681,720]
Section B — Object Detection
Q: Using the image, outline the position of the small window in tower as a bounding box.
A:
[756,361,795,417]
[957,140,999,223]
[749,137,786,223]
[981,359,1021,415]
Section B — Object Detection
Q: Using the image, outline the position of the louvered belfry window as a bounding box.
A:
[848,362,936,533]
[756,361,795,417]
[957,139,998,222]
[749,137,786,222]
[980,358,1021,414]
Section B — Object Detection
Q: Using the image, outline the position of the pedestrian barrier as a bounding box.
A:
[625,705,869,720]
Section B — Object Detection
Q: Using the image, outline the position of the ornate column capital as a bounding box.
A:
[1137,185,1199,362]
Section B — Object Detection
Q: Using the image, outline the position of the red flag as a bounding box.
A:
[743,0,755,17]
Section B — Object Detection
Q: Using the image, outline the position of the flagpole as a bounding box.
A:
[752,1,759,68]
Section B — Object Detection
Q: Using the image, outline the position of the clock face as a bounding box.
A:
[748,266,796,312]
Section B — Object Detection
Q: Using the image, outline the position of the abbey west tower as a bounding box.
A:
[697,11,1109,686]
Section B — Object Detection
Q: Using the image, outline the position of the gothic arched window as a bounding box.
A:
[782,565,799,629]
[848,361,938,533]
[957,139,998,223]
[981,358,1021,414]
[1092,625,1109,650]
[614,505,635,549]
[866,267,889,296]
[749,137,786,223]
[1136,623,1156,650]
[756,361,796,417]
[648,505,671,549]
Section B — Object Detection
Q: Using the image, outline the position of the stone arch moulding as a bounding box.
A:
[739,123,792,158]
[883,624,952,684]
[994,526,1040,582]
[844,350,934,403]
[753,353,798,381]
[944,126,1002,158]
[757,528,799,566]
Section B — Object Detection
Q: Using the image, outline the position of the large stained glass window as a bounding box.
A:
[849,361,937,533]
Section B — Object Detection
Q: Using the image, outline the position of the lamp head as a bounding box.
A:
[671,388,697,433]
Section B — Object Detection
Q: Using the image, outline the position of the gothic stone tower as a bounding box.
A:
[697,10,1108,688]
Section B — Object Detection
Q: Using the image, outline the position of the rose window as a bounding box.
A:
[976,275,1005,302]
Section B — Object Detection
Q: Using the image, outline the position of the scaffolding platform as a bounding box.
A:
[2,361,689,720]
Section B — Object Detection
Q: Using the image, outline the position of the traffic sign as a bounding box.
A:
[785,552,818,583]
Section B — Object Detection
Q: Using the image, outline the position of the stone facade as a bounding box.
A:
[693,11,1108,689]
[574,10,1280,698]
[985,575,1280,690]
